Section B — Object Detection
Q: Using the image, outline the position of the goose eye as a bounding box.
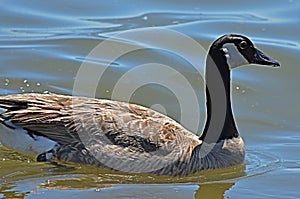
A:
[239,41,248,49]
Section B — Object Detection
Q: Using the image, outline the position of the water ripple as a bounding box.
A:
[1,12,268,39]
[245,150,282,177]
[84,12,267,33]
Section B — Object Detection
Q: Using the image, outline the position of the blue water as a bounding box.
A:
[1,0,300,198]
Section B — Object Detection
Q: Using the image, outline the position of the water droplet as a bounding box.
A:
[105,90,110,93]
[36,82,41,86]
[95,188,101,192]
[26,83,30,87]
[242,90,246,94]
[142,15,148,21]
[236,86,240,90]
[4,79,9,86]
[23,79,28,84]
[2,158,6,161]
[20,86,23,90]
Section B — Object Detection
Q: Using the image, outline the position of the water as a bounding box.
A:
[1,0,300,198]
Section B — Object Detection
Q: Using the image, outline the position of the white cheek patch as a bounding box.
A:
[221,43,249,69]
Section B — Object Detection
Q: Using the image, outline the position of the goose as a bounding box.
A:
[0,34,279,176]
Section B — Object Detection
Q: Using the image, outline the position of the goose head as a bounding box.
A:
[202,34,280,143]
[211,34,280,69]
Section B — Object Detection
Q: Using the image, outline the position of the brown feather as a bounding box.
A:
[0,93,202,172]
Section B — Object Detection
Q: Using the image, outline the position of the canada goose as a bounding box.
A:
[0,34,279,176]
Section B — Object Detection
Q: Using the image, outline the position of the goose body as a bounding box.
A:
[0,34,279,176]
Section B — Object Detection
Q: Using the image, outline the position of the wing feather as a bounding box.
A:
[0,93,201,173]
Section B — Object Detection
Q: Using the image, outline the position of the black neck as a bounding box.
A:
[200,46,239,143]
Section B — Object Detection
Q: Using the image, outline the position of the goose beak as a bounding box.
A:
[253,48,280,67]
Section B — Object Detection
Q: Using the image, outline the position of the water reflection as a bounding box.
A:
[195,182,234,199]
[0,143,287,198]
[0,185,28,199]
[0,177,234,199]
[0,146,241,198]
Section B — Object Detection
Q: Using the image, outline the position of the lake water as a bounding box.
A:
[1,0,300,198]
